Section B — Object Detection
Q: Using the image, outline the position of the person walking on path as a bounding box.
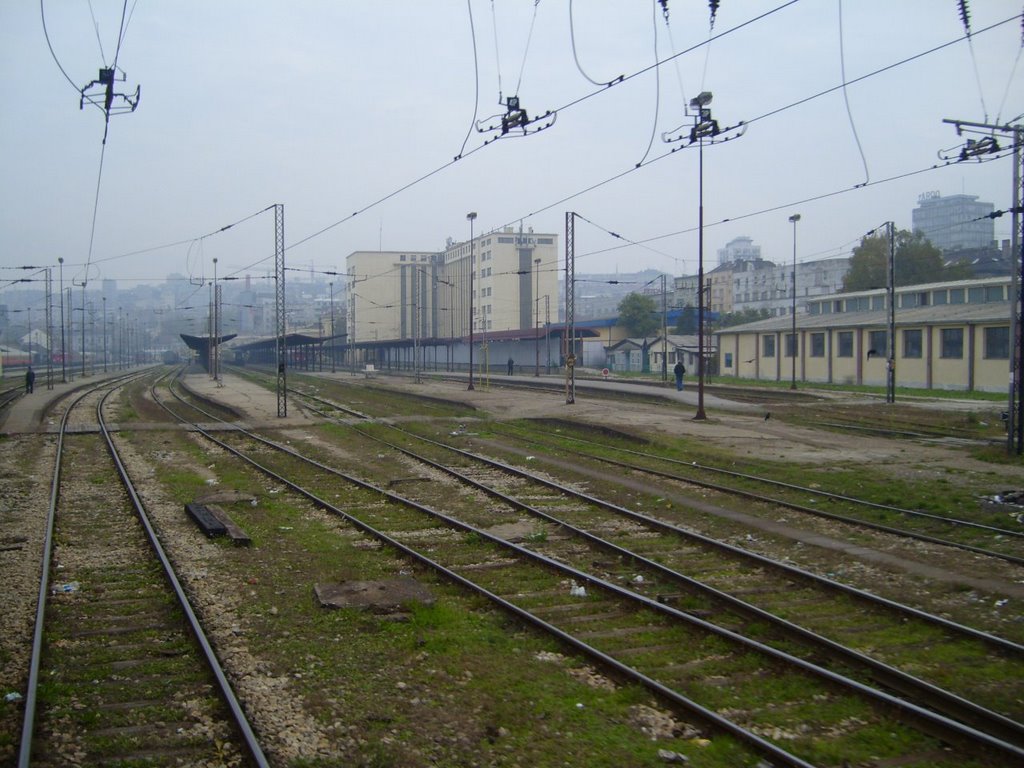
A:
[25,365,35,394]
[507,357,515,376]
[673,360,685,391]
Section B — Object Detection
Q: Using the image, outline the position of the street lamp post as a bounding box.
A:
[788,213,801,390]
[534,257,541,376]
[467,211,477,391]
[102,296,107,372]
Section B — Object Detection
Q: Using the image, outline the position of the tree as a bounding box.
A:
[617,292,660,337]
[674,304,698,334]
[842,229,971,292]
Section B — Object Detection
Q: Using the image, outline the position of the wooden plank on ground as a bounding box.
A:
[184,502,227,537]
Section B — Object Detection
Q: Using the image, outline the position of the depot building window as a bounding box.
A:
[940,328,964,359]
[902,329,922,359]
[985,326,1009,359]
[837,331,853,358]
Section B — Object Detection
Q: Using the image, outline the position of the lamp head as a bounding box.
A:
[789,214,801,223]
[466,212,477,222]
[690,91,713,109]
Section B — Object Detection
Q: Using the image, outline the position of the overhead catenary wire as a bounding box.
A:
[490,0,503,98]
[574,212,679,264]
[110,0,131,73]
[837,0,870,187]
[457,0,481,160]
[79,1,801,277]
[568,0,618,87]
[286,3,801,261]
[40,0,90,99]
[994,15,1023,124]
[61,205,275,279]
[513,0,541,97]
[87,0,107,64]
[81,140,109,287]
[515,9,1021,238]
[77,0,137,293]
[958,0,990,121]
[635,1,663,168]
[69,4,1021,283]
[574,156,1011,266]
[700,2,714,92]
[663,5,689,114]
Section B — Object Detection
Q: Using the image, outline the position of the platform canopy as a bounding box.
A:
[179,333,238,359]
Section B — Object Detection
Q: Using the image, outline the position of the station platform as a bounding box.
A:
[413,369,764,414]
[0,370,126,435]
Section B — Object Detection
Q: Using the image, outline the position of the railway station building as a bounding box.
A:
[714,277,1012,392]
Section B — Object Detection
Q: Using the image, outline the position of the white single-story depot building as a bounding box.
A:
[715,277,1013,392]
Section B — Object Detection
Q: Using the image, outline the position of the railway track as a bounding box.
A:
[17,371,267,767]
[162,373,1024,767]
[469,421,1024,565]
[0,384,23,419]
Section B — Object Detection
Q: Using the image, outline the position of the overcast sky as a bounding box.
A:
[1,1,1021,295]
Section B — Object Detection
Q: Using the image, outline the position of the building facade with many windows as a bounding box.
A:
[716,277,1011,392]
[911,191,994,253]
[346,228,559,346]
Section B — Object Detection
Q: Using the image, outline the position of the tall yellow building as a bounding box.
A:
[347,227,559,345]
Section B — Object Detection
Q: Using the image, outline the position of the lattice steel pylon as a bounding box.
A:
[564,212,576,404]
[274,204,287,417]
[1013,126,1023,453]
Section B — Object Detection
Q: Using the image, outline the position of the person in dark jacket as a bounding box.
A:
[25,365,35,394]
[673,360,685,391]
[507,357,515,375]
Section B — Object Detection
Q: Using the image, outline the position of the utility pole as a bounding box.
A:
[943,117,1023,452]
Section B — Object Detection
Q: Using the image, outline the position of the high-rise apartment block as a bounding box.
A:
[347,228,559,344]
[911,191,994,252]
